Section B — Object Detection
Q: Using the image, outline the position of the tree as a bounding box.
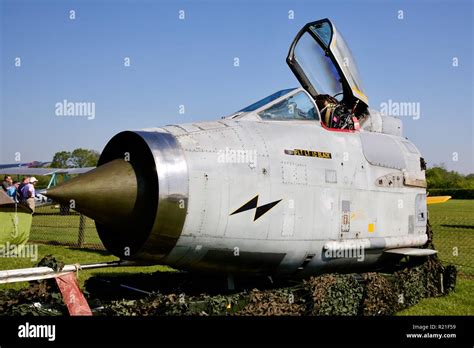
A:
[426,166,474,189]
[70,148,100,168]
[50,148,99,168]
[51,151,72,168]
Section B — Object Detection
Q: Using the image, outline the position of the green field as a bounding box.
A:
[398,278,474,315]
[397,199,474,315]
[0,200,473,315]
[1,205,169,291]
[0,244,170,291]
[30,205,102,247]
[427,200,474,276]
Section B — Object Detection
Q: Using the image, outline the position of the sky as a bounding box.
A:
[0,0,473,173]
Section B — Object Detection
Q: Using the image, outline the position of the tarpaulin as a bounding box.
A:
[55,272,92,316]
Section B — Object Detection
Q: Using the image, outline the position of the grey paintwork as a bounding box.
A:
[135,87,427,276]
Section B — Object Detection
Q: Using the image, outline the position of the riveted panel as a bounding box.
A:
[281,161,308,185]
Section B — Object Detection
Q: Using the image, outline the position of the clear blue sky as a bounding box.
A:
[1,0,472,173]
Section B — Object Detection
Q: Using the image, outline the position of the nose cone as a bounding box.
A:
[44,130,188,261]
[45,159,138,228]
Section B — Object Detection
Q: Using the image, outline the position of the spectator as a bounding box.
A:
[18,176,30,201]
[21,176,38,213]
[2,175,12,191]
[6,181,20,203]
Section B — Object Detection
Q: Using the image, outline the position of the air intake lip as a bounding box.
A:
[97,131,159,258]
[98,130,189,261]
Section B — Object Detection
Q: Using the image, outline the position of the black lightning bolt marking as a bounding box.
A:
[230,195,282,221]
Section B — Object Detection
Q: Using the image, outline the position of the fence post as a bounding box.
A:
[77,214,85,247]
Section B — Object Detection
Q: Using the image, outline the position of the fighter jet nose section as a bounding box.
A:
[46,130,189,261]
[45,159,138,227]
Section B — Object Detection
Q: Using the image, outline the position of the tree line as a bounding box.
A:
[51,148,99,168]
[426,165,474,189]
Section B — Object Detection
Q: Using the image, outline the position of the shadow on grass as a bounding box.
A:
[440,224,474,230]
[30,240,107,253]
[65,246,111,256]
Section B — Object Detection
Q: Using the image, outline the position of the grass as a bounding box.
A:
[0,244,171,291]
[30,205,102,247]
[1,205,172,292]
[0,200,472,315]
[399,199,474,315]
[398,278,474,315]
[428,200,474,276]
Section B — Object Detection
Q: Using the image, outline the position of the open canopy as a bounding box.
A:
[287,18,368,108]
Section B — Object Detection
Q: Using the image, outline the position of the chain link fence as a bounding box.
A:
[429,214,474,276]
[29,200,474,274]
[30,204,104,250]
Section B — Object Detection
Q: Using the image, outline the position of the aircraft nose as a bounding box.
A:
[44,159,138,228]
[44,130,188,261]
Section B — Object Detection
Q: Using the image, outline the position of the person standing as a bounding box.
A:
[21,176,38,213]
[6,181,20,203]
[17,176,30,201]
[2,175,12,191]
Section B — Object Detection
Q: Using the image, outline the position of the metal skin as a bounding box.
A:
[47,131,189,260]
[45,19,429,278]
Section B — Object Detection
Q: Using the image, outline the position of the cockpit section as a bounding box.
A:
[229,19,372,131]
[228,88,320,122]
[230,88,362,131]
[287,18,370,130]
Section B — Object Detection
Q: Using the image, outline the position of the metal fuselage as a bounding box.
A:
[122,88,427,277]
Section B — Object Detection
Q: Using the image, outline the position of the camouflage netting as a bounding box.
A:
[304,274,363,316]
[0,255,457,316]
[361,272,398,315]
[0,255,67,316]
[237,288,306,316]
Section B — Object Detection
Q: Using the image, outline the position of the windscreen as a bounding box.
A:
[294,32,343,98]
[238,88,296,112]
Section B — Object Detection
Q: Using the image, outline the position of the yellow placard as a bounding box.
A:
[368,223,375,233]
[293,149,332,159]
